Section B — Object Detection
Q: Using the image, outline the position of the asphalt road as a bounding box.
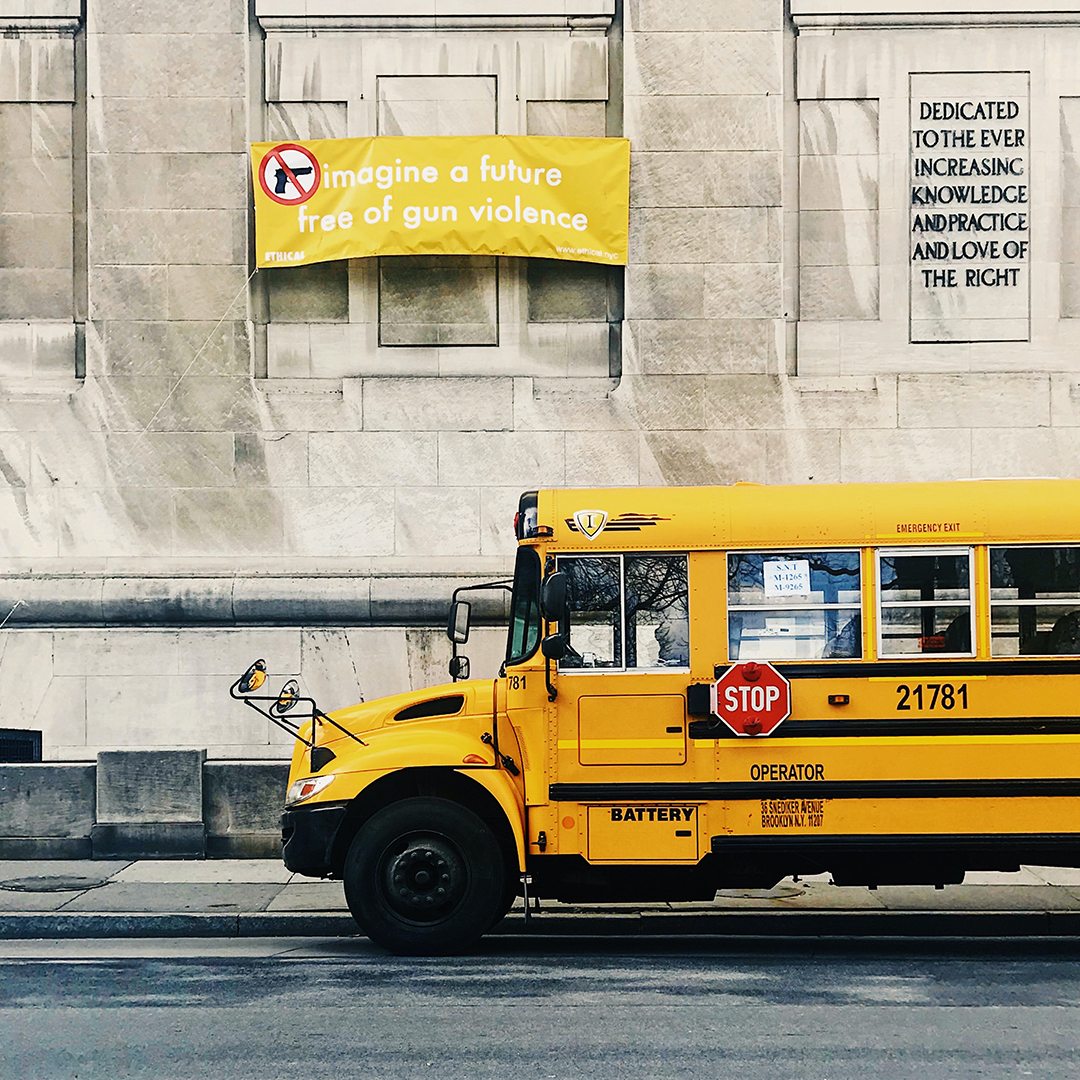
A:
[1,937,1078,1079]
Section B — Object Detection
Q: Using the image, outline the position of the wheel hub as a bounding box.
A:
[381,837,466,922]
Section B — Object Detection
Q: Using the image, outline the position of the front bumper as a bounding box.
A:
[281,801,349,876]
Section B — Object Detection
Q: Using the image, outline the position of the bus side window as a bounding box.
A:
[626,554,689,668]
[878,549,973,656]
[990,546,1080,656]
[727,550,861,661]
[558,556,622,668]
[556,553,690,670]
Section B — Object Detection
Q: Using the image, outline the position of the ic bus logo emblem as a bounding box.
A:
[572,509,608,540]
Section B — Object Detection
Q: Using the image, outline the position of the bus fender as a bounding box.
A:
[456,766,527,873]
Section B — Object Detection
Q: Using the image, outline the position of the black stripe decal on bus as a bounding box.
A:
[549,779,1080,802]
[709,832,1080,857]
[687,717,1080,739]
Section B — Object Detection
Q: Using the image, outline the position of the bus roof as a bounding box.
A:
[537,479,1080,551]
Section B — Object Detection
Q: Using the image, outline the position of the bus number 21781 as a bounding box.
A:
[895,683,968,710]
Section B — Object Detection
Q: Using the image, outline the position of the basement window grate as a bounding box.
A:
[0,729,42,762]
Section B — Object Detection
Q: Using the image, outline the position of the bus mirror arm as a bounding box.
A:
[541,622,569,702]
[545,652,557,702]
[446,579,512,682]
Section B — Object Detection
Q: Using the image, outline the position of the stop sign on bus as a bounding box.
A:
[711,661,791,737]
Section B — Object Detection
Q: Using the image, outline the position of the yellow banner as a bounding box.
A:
[251,135,630,269]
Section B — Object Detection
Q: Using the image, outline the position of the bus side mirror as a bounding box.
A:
[541,633,568,661]
[540,572,568,624]
[449,655,470,681]
[540,572,571,665]
[447,600,471,645]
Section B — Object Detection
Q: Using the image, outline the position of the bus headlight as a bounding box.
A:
[286,774,335,806]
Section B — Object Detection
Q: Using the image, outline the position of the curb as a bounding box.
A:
[493,909,1080,938]
[0,909,1078,939]
[0,913,359,939]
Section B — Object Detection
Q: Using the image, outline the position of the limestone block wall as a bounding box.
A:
[2,1,1080,761]
[0,2,80,377]
[257,20,617,380]
[0,757,292,857]
[792,2,1080,373]
[0,625,507,760]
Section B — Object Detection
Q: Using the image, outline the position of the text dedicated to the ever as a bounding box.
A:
[911,98,1028,289]
[909,75,1030,343]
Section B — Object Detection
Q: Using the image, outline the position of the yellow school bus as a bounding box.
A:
[232,479,1080,954]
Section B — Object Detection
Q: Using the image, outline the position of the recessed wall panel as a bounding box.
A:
[909,72,1030,343]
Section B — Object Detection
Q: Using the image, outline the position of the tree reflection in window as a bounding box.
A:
[560,556,621,668]
[557,554,690,669]
[728,551,860,603]
[626,555,688,667]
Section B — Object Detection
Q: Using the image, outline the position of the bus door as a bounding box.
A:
[553,552,703,861]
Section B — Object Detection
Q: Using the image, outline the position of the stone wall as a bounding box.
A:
[0,625,508,760]
[2,0,1080,760]
[0,755,290,858]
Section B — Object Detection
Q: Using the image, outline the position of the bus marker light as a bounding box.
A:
[462,754,487,765]
[828,694,850,706]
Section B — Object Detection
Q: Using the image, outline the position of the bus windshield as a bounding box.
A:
[506,547,542,667]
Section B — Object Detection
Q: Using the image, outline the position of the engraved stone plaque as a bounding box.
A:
[910,72,1030,343]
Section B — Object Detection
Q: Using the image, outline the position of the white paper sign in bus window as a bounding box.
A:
[764,560,811,597]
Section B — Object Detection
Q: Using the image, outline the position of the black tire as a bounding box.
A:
[343,797,506,956]
[489,871,520,930]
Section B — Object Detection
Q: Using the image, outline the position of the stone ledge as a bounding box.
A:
[90,823,207,860]
[794,12,1080,29]
[258,16,612,30]
[0,837,91,859]
[207,833,283,860]
[0,17,80,31]
[1,761,292,860]
[254,0,614,31]
[0,574,511,626]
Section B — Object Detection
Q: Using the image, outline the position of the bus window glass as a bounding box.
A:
[625,555,689,668]
[990,546,1080,655]
[727,551,861,661]
[559,556,622,668]
[877,550,973,655]
[505,547,542,667]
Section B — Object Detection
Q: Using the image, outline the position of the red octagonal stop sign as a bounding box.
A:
[711,661,791,737]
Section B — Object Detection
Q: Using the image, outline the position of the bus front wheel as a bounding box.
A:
[343,796,506,956]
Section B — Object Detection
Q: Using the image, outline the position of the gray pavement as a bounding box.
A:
[3,941,1080,1080]
[2,860,1080,940]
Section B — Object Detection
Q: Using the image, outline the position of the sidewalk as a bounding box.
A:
[2,861,1080,940]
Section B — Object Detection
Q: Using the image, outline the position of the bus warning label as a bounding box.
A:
[609,806,695,822]
[760,799,826,829]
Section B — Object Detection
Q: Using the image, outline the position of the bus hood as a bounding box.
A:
[297,679,487,747]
